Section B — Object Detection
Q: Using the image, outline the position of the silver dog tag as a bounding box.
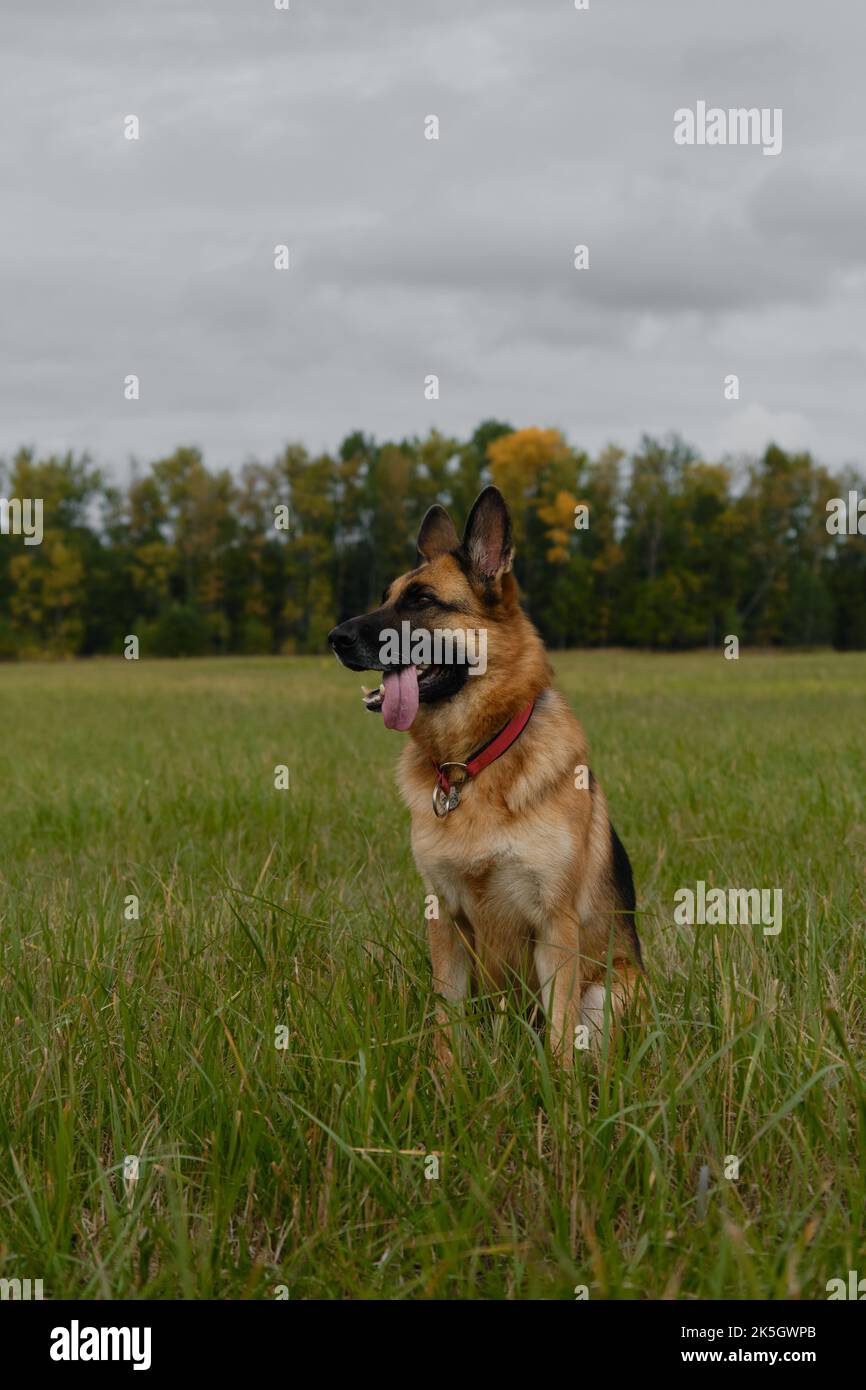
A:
[432,783,460,817]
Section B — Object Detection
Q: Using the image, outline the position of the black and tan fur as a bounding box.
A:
[328,487,642,1067]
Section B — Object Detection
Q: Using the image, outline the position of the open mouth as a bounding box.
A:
[361,663,443,729]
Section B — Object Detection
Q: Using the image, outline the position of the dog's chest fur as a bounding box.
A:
[397,691,601,978]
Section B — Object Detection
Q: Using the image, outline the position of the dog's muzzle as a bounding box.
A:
[327,619,383,672]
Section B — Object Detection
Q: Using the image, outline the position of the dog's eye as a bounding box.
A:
[413,593,435,608]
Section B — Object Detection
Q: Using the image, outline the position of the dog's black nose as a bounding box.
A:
[328,621,356,656]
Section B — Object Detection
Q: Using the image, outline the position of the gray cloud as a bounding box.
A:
[1,0,863,476]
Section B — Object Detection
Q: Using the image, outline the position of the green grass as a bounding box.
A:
[0,650,864,1300]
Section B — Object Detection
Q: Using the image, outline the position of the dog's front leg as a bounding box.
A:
[427,911,470,1070]
[534,911,581,1069]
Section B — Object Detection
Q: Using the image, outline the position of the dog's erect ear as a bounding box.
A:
[462,486,513,580]
[417,503,459,561]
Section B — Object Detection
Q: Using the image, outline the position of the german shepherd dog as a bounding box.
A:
[328,486,642,1067]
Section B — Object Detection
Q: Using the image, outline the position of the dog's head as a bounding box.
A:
[328,486,525,732]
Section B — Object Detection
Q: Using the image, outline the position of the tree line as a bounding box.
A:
[1,423,864,659]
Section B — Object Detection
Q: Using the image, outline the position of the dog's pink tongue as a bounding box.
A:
[381,666,419,731]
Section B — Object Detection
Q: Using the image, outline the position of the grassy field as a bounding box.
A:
[0,650,864,1300]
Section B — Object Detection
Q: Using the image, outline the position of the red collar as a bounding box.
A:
[433,700,535,796]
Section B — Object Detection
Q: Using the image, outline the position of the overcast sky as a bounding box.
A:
[1,0,864,480]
